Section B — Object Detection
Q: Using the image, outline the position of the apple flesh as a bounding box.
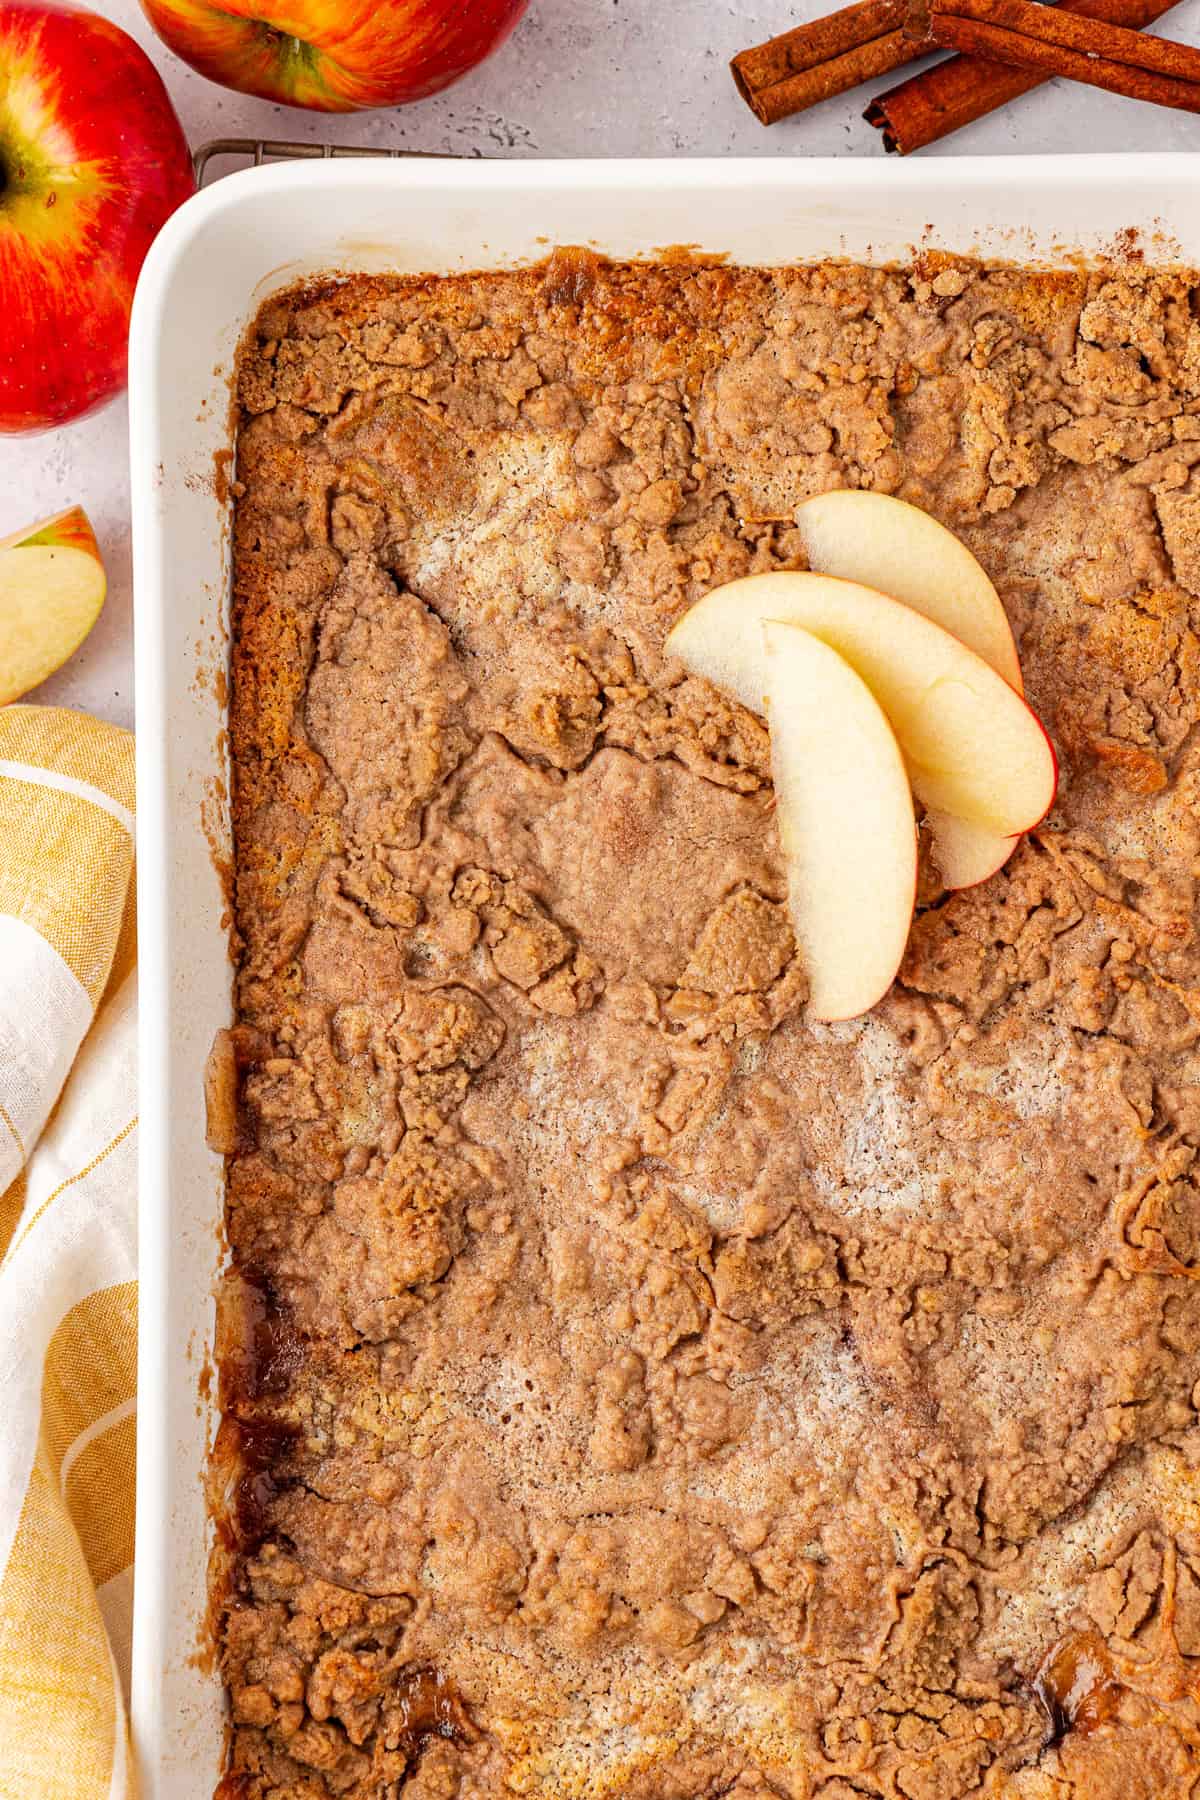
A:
[0,504,106,702]
[795,490,1026,889]
[666,571,1056,839]
[0,0,195,433]
[139,0,528,111]
[764,622,917,1022]
[923,810,1017,890]
[794,489,1023,691]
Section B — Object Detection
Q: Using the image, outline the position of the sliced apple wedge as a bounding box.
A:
[925,810,1017,889]
[667,571,1056,838]
[795,489,1023,692]
[764,621,917,1022]
[795,490,1023,888]
[0,506,106,705]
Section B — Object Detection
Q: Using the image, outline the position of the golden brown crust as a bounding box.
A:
[218,255,1200,1800]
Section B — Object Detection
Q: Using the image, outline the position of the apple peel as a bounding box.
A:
[0,505,107,705]
[763,621,917,1023]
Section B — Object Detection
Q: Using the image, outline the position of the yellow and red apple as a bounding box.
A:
[0,0,195,434]
[0,503,106,701]
[139,0,528,110]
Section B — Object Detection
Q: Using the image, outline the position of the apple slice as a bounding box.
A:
[666,571,1056,837]
[925,809,1017,889]
[763,621,917,1022]
[0,506,106,705]
[794,489,1023,692]
[795,490,1023,889]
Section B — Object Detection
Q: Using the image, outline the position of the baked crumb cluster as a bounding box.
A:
[220,253,1200,1800]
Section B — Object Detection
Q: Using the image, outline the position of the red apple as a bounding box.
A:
[0,0,194,434]
[139,0,528,111]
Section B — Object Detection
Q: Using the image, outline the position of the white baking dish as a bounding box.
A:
[128,152,1200,1800]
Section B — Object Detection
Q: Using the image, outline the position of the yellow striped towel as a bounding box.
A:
[0,704,137,1800]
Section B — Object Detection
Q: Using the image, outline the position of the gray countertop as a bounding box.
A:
[8,0,1200,730]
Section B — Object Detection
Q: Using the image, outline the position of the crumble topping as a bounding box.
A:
[218,254,1200,1800]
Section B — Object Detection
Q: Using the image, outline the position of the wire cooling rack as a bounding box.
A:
[192,137,462,186]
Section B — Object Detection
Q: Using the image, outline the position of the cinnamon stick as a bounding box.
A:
[914,0,1200,108]
[731,0,931,125]
[866,0,1182,149]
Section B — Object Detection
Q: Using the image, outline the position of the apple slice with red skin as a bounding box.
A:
[138,0,528,111]
[764,620,917,1023]
[795,490,1022,887]
[0,0,195,433]
[922,809,1018,890]
[666,571,1057,837]
[794,490,1023,689]
[927,817,1017,891]
[0,504,106,703]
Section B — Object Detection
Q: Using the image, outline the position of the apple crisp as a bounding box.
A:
[218,252,1200,1800]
